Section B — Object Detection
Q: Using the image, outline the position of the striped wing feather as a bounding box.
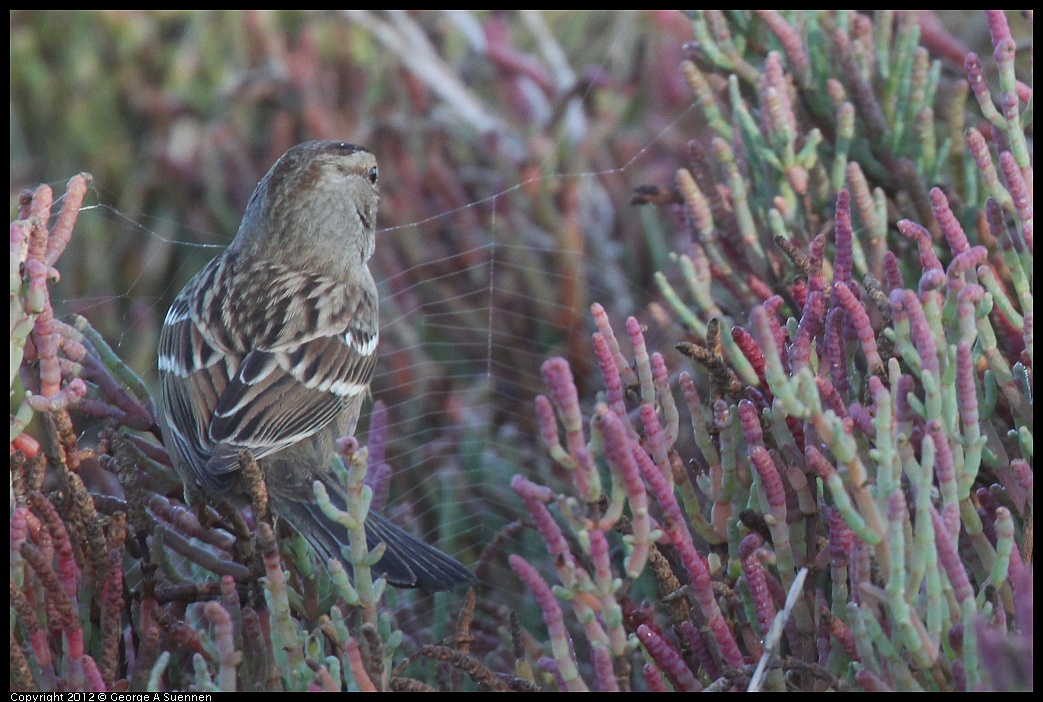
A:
[158,256,377,492]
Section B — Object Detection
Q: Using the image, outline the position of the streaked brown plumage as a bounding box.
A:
[158,141,473,591]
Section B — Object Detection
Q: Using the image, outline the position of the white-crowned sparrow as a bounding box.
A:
[158,141,473,591]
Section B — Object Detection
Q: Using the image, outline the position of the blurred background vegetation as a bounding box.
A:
[10,10,721,603]
[10,10,1028,691]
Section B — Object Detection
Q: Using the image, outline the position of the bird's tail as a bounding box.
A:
[275,480,475,593]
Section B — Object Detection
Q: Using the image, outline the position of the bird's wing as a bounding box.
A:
[158,255,378,492]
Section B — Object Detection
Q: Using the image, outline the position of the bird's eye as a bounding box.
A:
[368,166,378,185]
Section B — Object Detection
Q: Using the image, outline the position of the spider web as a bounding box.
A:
[34,13,715,627]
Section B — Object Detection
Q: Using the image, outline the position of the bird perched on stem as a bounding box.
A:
[158,140,474,592]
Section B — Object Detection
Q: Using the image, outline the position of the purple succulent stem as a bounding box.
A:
[205,600,237,691]
[676,168,714,237]
[833,189,855,284]
[847,162,884,278]
[882,250,905,293]
[510,475,579,577]
[24,260,61,399]
[762,294,784,318]
[590,645,619,692]
[848,540,872,608]
[31,494,80,600]
[992,458,1031,517]
[1009,458,1032,501]
[956,284,985,346]
[929,508,974,605]
[998,151,1033,230]
[737,530,764,561]
[636,624,701,692]
[28,378,87,415]
[541,358,584,456]
[635,418,744,667]
[814,375,848,419]
[846,402,875,438]
[821,599,859,661]
[731,325,768,389]
[763,296,791,373]
[1001,89,1029,152]
[825,504,853,572]
[897,219,943,273]
[790,291,825,374]
[899,289,939,375]
[613,443,653,578]
[750,448,784,515]
[761,51,797,133]
[955,339,979,424]
[591,302,638,386]
[985,9,1013,45]
[790,277,808,310]
[946,248,988,305]
[509,555,586,691]
[965,128,1008,206]
[42,174,90,269]
[834,282,883,374]
[806,444,882,551]
[510,473,555,505]
[680,619,719,680]
[759,84,786,146]
[641,663,670,692]
[992,506,1016,607]
[587,528,614,601]
[984,197,1022,254]
[639,403,670,483]
[835,29,889,136]
[627,316,655,406]
[10,506,29,569]
[23,183,52,261]
[1008,559,1033,642]
[930,188,969,256]
[740,533,777,637]
[746,442,799,634]
[599,408,653,575]
[539,359,597,499]
[55,323,152,429]
[737,399,764,447]
[82,655,104,692]
[926,420,959,537]
[964,53,1003,126]
[824,306,850,398]
[746,386,770,415]
[762,568,790,614]
[976,486,1000,539]
[650,352,678,445]
[749,306,800,416]
[535,395,567,459]
[755,11,812,86]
